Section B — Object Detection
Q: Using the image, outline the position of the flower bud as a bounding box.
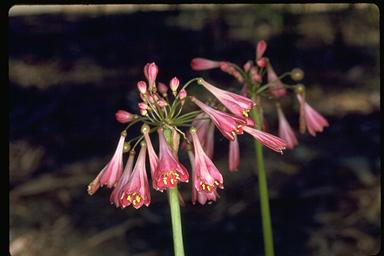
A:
[170,77,180,94]
[243,61,253,72]
[140,108,148,116]
[137,81,147,94]
[256,57,268,68]
[138,102,148,110]
[115,110,134,123]
[157,99,167,108]
[252,73,262,82]
[178,89,187,101]
[291,68,304,81]
[148,62,158,88]
[158,82,168,96]
[256,40,267,60]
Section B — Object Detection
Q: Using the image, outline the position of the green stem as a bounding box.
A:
[251,104,275,256]
[163,128,185,256]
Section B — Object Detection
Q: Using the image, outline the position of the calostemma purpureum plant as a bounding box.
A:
[87,61,288,256]
[191,40,329,256]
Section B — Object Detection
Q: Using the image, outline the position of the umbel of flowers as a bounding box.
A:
[191,40,329,149]
[88,62,287,208]
[191,40,329,256]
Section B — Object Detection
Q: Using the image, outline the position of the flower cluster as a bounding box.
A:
[88,62,287,207]
[191,40,329,149]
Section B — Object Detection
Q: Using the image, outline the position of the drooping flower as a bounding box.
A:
[110,150,136,207]
[115,110,134,124]
[141,124,160,190]
[276,106,298,149]
[120,141,151,209]
[191,58,221,70]
[267,62,287,98]
[197,78,256,118]
[187,150,219,205]
[296,94,329,136]
[88,132,126,192]
[188,112,215,158]
[243,126,287,153]
[154,128,189,190]
[228,134,240,172]
[190,127,223,194]
[191,96,246,141]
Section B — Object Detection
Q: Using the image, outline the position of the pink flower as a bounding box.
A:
[243,126,287,153]
[115,110,134,124]
[141,125,160,190]
[158,82,168,96]
[189,112,215,158]
[187,150,219,205]
[228,134,240,172]
[297,94,329,136]
[191,96,246,141]
[137,81,147,94]
[88,132,126,193]
[191,127,224,193]
[170,77,180,94]
[191,58,221,70]
[257,57,268,68]
[178,89,187,101]
[219,62,244,83]
[154,128,189,190]
[277,106,298,149]
[110,150,135,207]
[267,63,287,98]
[120,141,151,209]
[256,40,267,60]
[144,62,158,89]
[197,78,255,118]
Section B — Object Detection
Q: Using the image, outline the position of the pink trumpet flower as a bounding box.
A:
[228,134,240,172]
[189,112,215,158]
[191,96,246,141]
[141,125,160,190]
[197,78,255,118]
[243,126,287,154]
[88,132,126,193]
[267,63,287,98]
[115,110,134,124]
[187,150,219,205]
[256,40,267,60]
[191,58,221,70]
[110,150,136,207]
[277,106,298,149]
[190,128,224,193]
[154,128,189,190]
[120,141,151,209]
[297,94,329,136]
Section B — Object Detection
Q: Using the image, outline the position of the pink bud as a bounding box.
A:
[170,77,180,92]
[147,95,155,103]
[140,109,148,116]
[147,62,158,88]
[157,99,167,108]
[137,81,147,94]
[115,110,134,123]
[252,73,262,82]
[191,58,221,70]
[158,82,168,95]
[178,89,187,100]
[256,40,267,60]
[243,61,252,72]
[138,102,148,110]
[257,57,268,68]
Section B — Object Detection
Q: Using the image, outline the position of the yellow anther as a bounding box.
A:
[127,195,132,201]
[170,179,175,185]
[136,195,141,202]
[207,185,211,192]
[214,180,220,186]
[242,110,249,117]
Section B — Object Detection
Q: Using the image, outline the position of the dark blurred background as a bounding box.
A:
[9,4,380,256]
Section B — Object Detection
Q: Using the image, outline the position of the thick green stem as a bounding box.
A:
[251,105,275,256]
[163,128,185,256]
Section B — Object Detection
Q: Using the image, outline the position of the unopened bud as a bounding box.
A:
[115,110,134,123]
[178,89,187,101]
[138,102,148,110]
[256,57,268,68]
[158,82,168,96]
[256,40,267,60]
[157,99,168,108]
[243,61,253,72]
[170,77,180,94]
[252,73,262,82]
[291,68,304,81]
[140,108,148,116]
[148,62,158,88]
[137,81,147,94]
